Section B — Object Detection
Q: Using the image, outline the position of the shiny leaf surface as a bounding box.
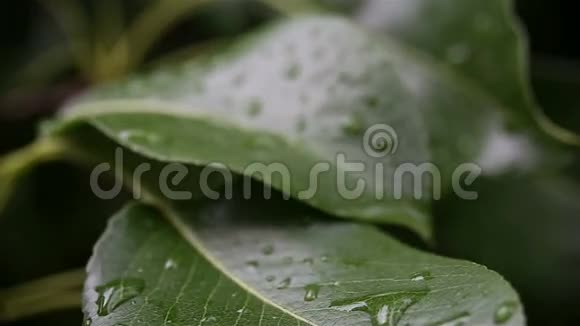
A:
[84,195,524,326]
[48,16,535,238]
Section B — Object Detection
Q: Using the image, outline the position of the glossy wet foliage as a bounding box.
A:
[5,0,577,324]
[84,196,523,326]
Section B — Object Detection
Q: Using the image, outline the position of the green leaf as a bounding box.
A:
[350,0,580,144]
[353,0,530,122]
[46,16,538,239]
[0,139,68,214]
[84,195,524,326]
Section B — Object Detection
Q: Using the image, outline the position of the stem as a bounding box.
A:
[0,290,81,322]
[532,108,580,146]
[117,0,211,74]
[0,269,85,322]
[145,38,227,68]
[92,0,128,81]
[0,138,70,214]
[39,0,94,79]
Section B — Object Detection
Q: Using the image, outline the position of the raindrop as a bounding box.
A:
[342,118,364,136]
[320,255,329,262]
[331,301,367,312]
[266,275,276,282]
[95,278,145,316]
[164,258,178,270]
[330,290,428,326]
[304,284,321,302]
[364,95,380,109]
[84,318,92,326]
[262,245,275,255]
[302,257,314,265]
[494,301,518,324]
[118,130,160,144]
[277,277,292,289]
[376,305,389,325]
[245,260,259,268]
[410,271,433,282]
[285,63,302,80]
[247,99,263,117]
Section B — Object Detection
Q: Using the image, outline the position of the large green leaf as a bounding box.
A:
[353,0,533,125]
[311,0,579,144]
[46,16,539,239]
[84,194,524,326]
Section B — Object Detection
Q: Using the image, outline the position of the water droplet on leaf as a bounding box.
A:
[118,130,160,145]
[376,305,390,325]
[342,118,364,135]
[277,277,292,289]
[245,260,259,268]
[364,95,380,109]
[330,290,428,326]
[95,278,145,316]
[247,100,263,117]
[331,301,368,312]
[262,245,274,255]
[410,271,433,282]
[164,258,178,270]
[286,63,302,80]
[494,301,518,324]
[304,284,321,302]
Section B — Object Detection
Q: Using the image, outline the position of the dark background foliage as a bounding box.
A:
[0,1,579,325]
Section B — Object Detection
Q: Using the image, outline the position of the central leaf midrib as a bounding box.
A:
[140,189,318,326]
